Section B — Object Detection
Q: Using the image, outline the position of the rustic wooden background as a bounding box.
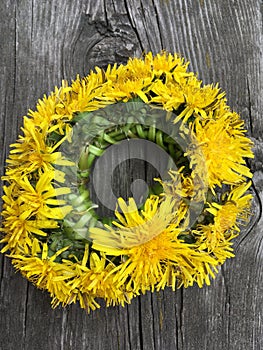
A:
[0,1,262,349]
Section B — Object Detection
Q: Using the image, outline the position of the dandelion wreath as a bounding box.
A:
[1,52,254,311]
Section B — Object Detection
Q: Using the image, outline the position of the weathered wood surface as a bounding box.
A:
[0,1,262,349]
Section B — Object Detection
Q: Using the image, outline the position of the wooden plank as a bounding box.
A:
[0,1,262,349]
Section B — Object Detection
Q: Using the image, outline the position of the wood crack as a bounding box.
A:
[234,180,262,250]
[60,309,68,350]
[126,305,133,350]
[22,282,29,350]
[153,0,164,50]
[31,0,34,43]
[247,77,253,135]
[150,295,156,350]
[138,297,144,350]
[221,266,230,350]
[12,3,17,107]
[175,288,184,350]
[124,0,144,53]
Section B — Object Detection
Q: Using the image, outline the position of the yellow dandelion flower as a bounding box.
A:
[173,78,226,124]
[11,243,77,303]
[79,251,133,308]
[6,117,73,176]
[14,172,72,218]
[194,224,236,263]
[207,181,253,231]
[149,80,185,110]
[144,51,190,80]
[105,64,153,102]
[90,195,179,250]
[187,114,254,189]
[0,195,58,253]
[194,181,252,258]
[91,195,219,293]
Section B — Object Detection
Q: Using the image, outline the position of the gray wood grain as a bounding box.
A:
[0,1,262,349]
